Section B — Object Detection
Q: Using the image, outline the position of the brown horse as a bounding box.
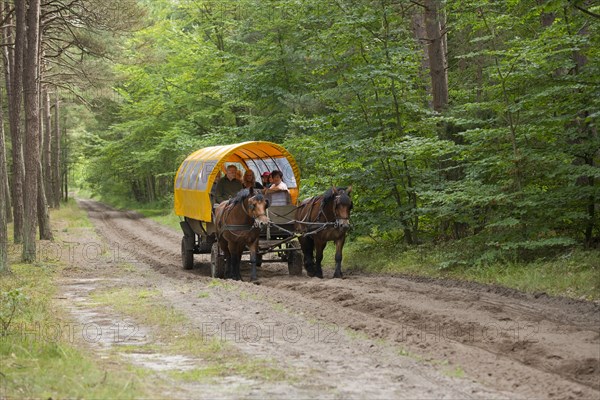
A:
[214,188,270,281]
[295,186,353,278]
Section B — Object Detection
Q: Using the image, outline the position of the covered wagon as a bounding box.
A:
[174,141,303,277]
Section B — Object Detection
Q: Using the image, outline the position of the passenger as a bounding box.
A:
[265,170,289,206]
[242,169,264,190]
[261,171,272,188]
[215,164,243,203]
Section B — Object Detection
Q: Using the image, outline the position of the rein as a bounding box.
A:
[266,194,344,237]
[220,196,266,232]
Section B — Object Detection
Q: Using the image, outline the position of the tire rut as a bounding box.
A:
[262,277,599,392]
[77,198,600,399]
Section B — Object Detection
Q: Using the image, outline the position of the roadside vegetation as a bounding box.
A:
[338,240,600,301]
[0,201,153,398]
[0,263,147,399]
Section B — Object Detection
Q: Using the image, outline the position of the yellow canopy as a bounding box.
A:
[174,141,300,221]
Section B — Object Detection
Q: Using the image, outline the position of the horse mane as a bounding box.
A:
[252,191,266,202]
[229,188,265,205]
[322,187,351,207]
[229,188,252,205]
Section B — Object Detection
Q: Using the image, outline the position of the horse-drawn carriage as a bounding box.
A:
[174,141,352,281]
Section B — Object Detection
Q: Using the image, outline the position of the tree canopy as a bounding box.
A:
[79,0,599,263]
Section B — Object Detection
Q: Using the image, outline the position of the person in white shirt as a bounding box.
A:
[265,170,289,206]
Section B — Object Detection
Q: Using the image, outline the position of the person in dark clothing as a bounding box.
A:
[242,169,263,190]
[215,164,243,203]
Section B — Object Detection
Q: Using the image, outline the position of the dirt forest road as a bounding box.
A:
[69,199,599,399]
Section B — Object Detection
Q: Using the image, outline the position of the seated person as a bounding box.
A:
[215,164,243,204]
[265,170,290,206]
[242,169,264,190]
[260,171,272,188]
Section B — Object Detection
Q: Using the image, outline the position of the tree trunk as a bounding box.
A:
[63,164,68,203]
[584,152,597,248]
[0,2,12,224]
[36,6,52,240]
[51,90,61,208]
[147,175,156,202]
[0,88,11,224]
[538,0,555,27]
[42,86,54,206]
[0,82,8,272]
[9,0,26,244]
[0,162,6,272]
[37,160,53,240]
[569,24,597,247]
[0,0,7,272]
[411,8,432,107]
[22,0,42,262]
[423,0,448,112]
[573,34,598,248]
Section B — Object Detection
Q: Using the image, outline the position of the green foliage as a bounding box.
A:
[78,0,599,263]
[436,0,600,256]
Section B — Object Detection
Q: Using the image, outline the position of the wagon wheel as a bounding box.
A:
[211,242,226,279]
[287,240,303,276]
[182,236,194,270]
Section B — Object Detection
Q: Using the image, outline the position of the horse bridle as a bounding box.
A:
[219,195,268,232]
[242,196,268,228]
[313,191,351,229]
[332,193,352,229]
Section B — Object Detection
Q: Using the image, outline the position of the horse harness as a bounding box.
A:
[219,196,267,232]
[294,192,351,233]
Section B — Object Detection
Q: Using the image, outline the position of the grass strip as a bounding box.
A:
[91,286,287,383]
[0,264,148,399]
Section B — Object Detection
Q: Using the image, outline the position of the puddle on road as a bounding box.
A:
[60,278,198,370]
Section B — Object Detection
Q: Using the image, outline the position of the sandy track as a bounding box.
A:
[77,199,600,399]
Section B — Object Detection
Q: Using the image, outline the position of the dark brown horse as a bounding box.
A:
[295,186,353,278]
[214,188,270,281]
